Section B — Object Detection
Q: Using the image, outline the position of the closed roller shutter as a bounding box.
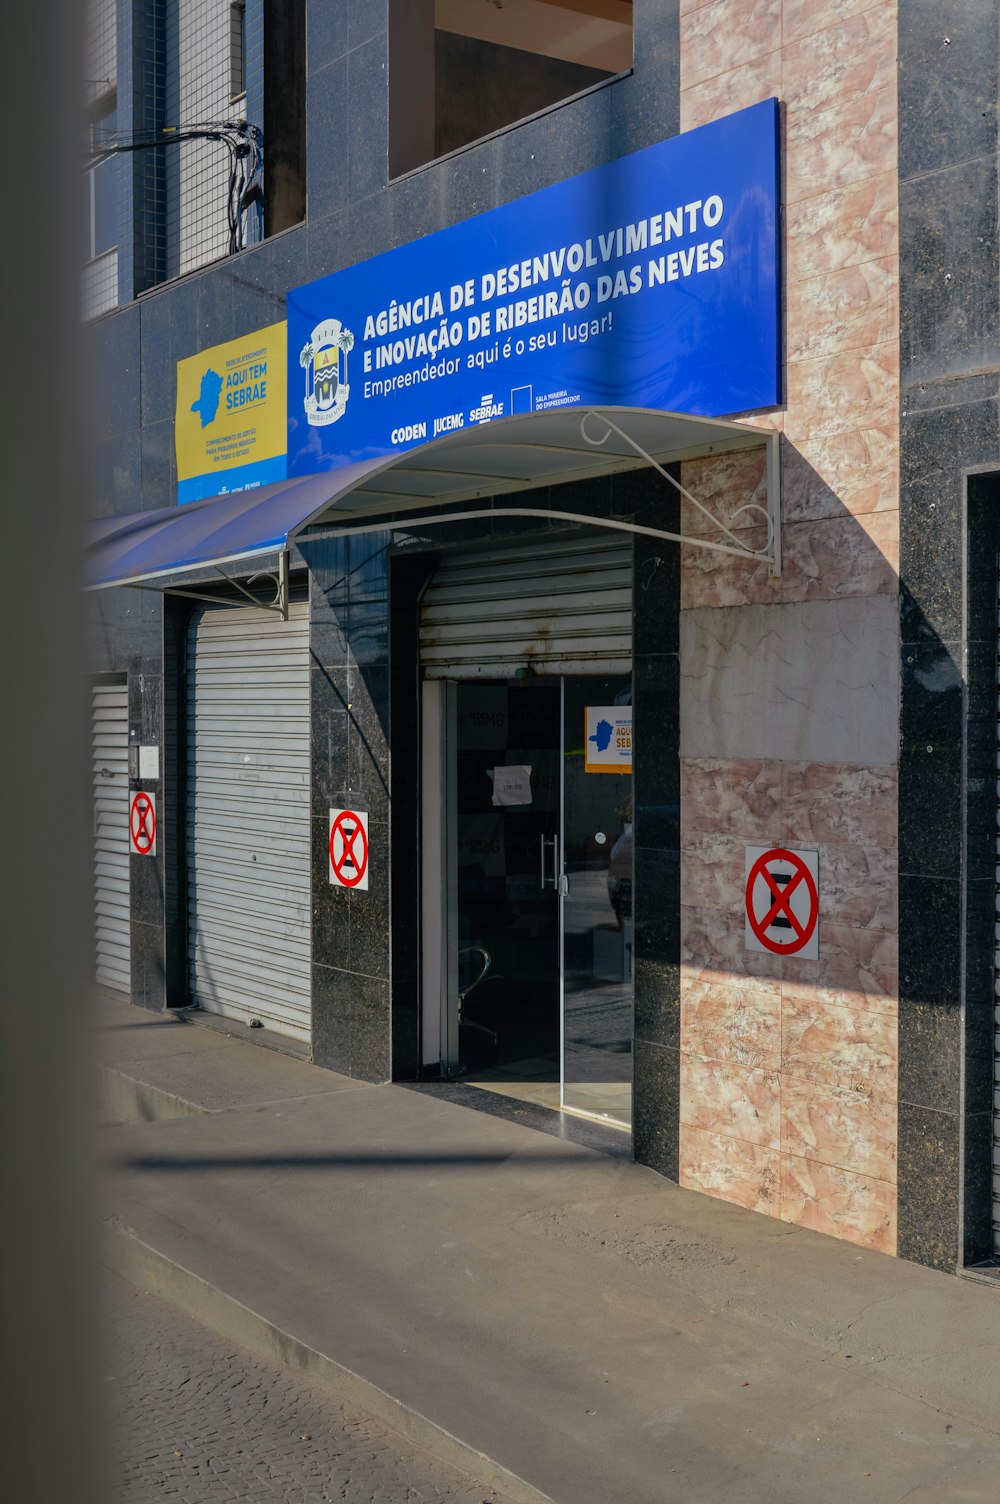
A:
[93,682,131,991]
[995,564,1000,1253]
[186,602,312,1042]
[420,535,632,678]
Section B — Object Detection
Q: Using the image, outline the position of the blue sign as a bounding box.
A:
[286,100,780,476]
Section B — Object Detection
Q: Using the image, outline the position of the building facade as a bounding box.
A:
[84,0,1000,1277]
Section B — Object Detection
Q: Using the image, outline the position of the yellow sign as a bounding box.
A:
[175,321,287,503]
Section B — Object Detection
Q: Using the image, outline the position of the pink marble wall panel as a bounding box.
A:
[781,994,897,1094]
[680,451,769,537]
[783,343,898,440]
[680,1055,781,1144]
[680,1126,782,1215]
[682,904,781,994]
[782,0,893,46]
[785,173,898,279]
[682,982,782,1069]
[784,9,896,119]
[787,83,897,203]
[781,1076,897,1182]
[679,0,782,91]
[680,831,749,912]
[781,923,898,1015]
[680,51,783,133]
[779,1154,896,1254]
[782,427,897,523]
[786,258,898,363]
[681,758,783,839]
[780,511,898,601]
[781,763,897,848]
[676,2,900,1255]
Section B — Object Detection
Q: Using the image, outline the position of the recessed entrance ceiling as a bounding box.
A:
[435,0,633,73]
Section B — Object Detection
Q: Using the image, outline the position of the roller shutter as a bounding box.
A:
[420,535,632,679]
[92,682,131,991]
[186,602,312,1042]
[995,566,1000,1253]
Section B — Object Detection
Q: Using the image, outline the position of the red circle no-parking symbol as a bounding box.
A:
[129,791,156,856]
[745,847,818,956]
[329,809,369,890]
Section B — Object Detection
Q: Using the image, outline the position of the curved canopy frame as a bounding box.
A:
[83,406,781,608]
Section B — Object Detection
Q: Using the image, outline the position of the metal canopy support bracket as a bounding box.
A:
[299,411,782,576]
[579,410,781,576]
[136,548,290,618]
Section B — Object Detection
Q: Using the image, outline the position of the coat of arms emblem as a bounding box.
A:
[301,318,355,426]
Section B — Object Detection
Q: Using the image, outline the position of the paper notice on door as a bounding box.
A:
[490,764,533,806]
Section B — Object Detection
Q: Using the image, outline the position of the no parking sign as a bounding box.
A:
[129,791,156,856]
[329,808,369,890]
[744,846,819,959]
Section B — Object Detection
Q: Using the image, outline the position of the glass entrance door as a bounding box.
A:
[560,676,633,1127]
[441,676,633,1129]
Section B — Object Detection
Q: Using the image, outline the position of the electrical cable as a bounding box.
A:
[86,120,263,256]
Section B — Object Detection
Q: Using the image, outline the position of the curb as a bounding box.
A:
[98,1065,208,1125]
[105,1224,557,1504]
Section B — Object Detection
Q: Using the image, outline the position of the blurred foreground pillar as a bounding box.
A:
[0,4,105,1500]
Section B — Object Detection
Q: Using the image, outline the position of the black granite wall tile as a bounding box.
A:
[312,964,391,1081]
[91,430,142,518]
[962,1109,995,1265]
[130,918,167,1013]
[495,79,614,206]
[84,303,141,443]
[310,663,350,814]
[900,155,1000,389]
[389,167,445,248]
[308,0,348,73]
[964,881,996,1008]
[196,268,234,348]
[634,655,680,850]
[166,276,201,367]
[348,0,386,52]
[138,293,173,426]
[610,0,679,161]
[633,1039,680,1181]
[140,419,175,511]
[348,189,394,267]
[634,956,679,1049]
[897,741,961,878]
[311,814,351,968]
[634,845,681,967]
[129,839,164,930]
[440,137,499,225]
[896,1102,960,1272]
[348,36,388,204]
[898,874,962,1007]
[307,54,349,221]
[348,819,390,979]
[899,639,962,743]
[897,999,963,1114]
[903,370,999,417]
[898,6,999,180]
[962,1002,997,1117]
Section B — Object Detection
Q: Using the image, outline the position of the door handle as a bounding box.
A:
[540,833,558,889]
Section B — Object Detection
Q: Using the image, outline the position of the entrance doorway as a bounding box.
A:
[423,674,633,1129]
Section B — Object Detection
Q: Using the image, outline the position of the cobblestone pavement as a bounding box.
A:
[106,1274,515,1504]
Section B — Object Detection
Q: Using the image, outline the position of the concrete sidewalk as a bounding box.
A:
[97,992,1000,1504]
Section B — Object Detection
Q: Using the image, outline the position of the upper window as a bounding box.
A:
[390,0,633,178]
[230,2,247,102]
[87,97,118,261]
